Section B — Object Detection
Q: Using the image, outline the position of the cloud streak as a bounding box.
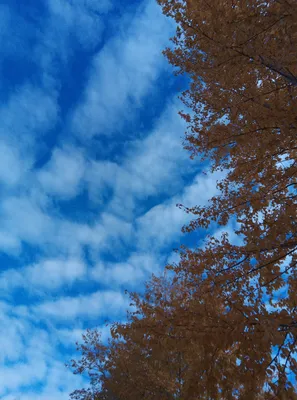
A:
[0,258,86,293]
[71,0,174,137]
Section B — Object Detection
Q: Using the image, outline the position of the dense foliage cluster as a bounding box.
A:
[69,1,297,398]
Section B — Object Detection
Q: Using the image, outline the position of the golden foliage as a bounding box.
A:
[157,0,297,394]
[69,1,297,398]
[69,275,297,399]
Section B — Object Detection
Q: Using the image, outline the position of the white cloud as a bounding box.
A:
[91,252,159,288]
[86,100,191,216]
[58,323,112,347]
[0,196,54,248]
[49,212,133,258]
[0,301,86,398]
[0,82,61,254]
[212,220,243,246]
[34,290,130,321]
[0,313,27,364]
[35,0,112,89]
[136,170,223,250]
[71,0,173,137]
[47,0,112,49]
[0,258,86,293]
[1,365,83,400]
[0,84,58,147]
[0,355,83,400]
[0,305,57,397]
[28,258,86,288]
[0,85,58,192]
[0,190,134,257]
[0,231,21,254]
[0,358,47,395]
[37,147,86,199]
[166,250,181,267]
[0,142,27,187]
[62,212,133,257]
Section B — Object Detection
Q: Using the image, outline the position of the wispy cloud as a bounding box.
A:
[135,170,223,250]
[71,0,174,137]
[33,290,130,321]
[0,301,84,399]
[91,252,159,288]
[46,0,112,49]
[0,142,25,187]
[37,146,86,199]
[0,84,59,190]
[0,195,134,258]
[86,100,191,217]
[34,0,112,89]
[0,258,86,293]
[0,195,54,251]
[0,85,58,146]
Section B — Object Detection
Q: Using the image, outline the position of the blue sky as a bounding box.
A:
[0,0,229,398]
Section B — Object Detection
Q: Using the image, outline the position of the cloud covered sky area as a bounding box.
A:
[0,0,225,398]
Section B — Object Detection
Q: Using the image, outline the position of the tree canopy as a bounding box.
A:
[69,1,297,398]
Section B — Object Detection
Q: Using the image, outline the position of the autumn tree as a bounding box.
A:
[157,0,297,297]
[69,276,276,399]
[155,0,297,393]
[70,0,297,398]
[70,273,297,399]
